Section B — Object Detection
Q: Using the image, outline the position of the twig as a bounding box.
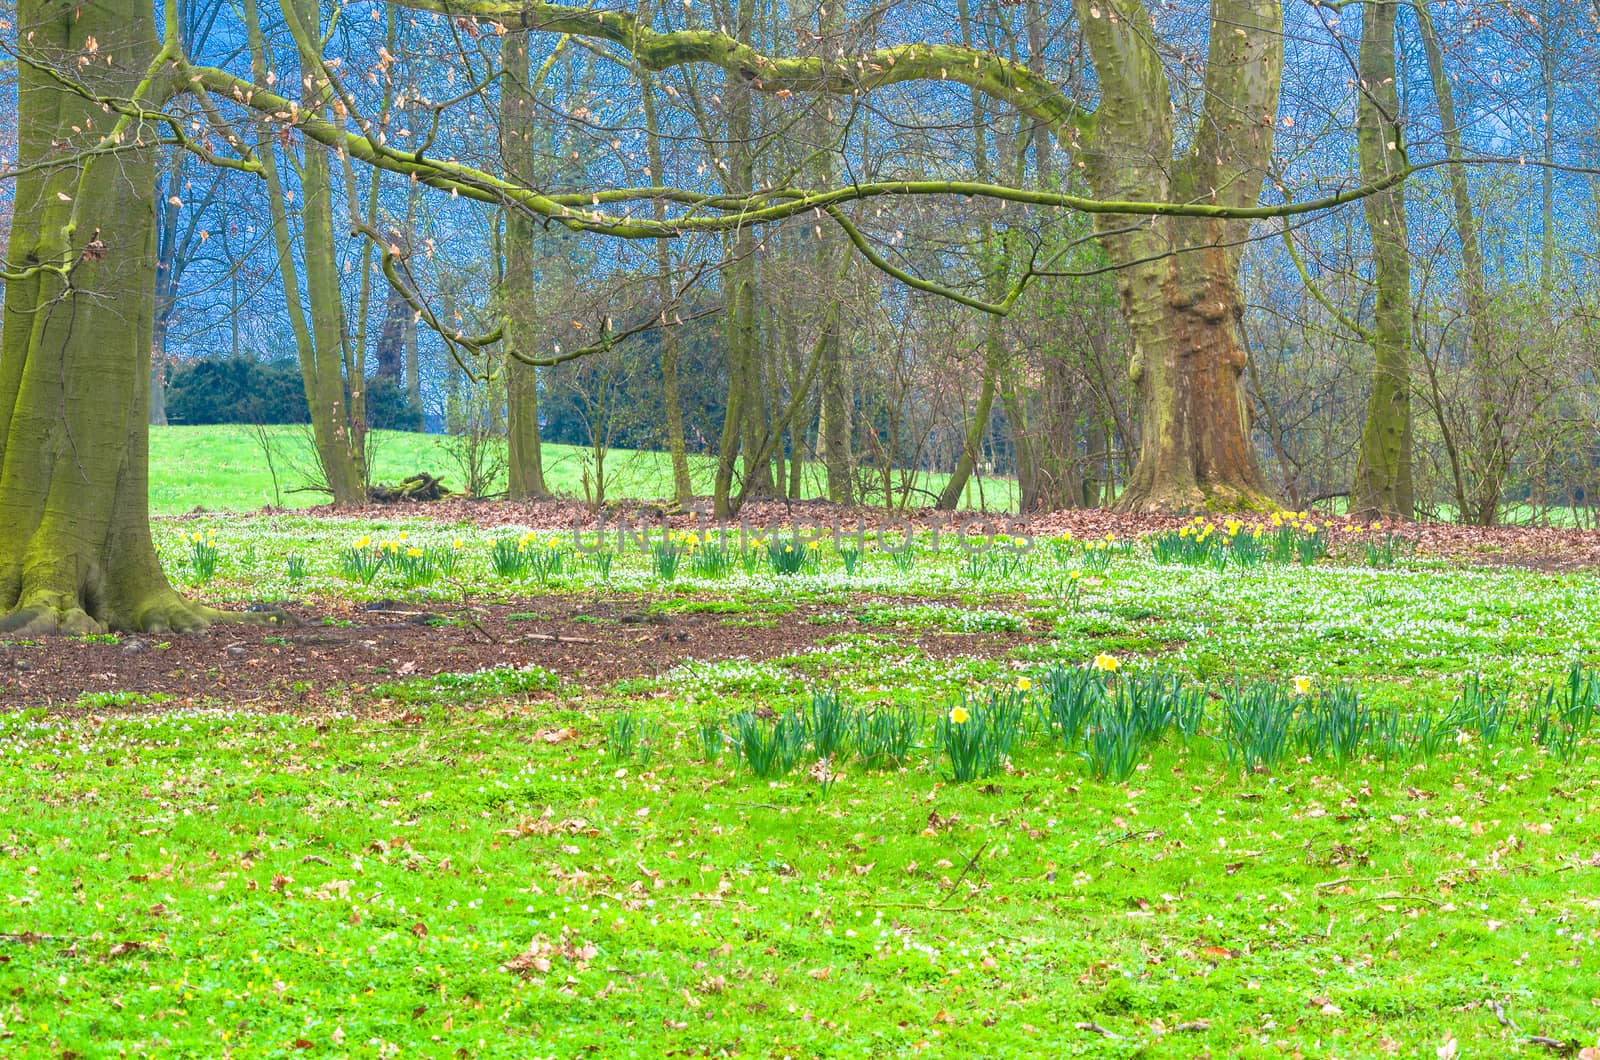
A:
[1490,1001,1577,1053]
[513,632,597,645]
[1354,892,1440,907]
[1315,872,1414,890]
[932,840,991,909]
[1075,1022,1126,1040]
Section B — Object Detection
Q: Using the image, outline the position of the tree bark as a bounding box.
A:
[501,33,549,500]
[0,0,258,633]
[1415,0,1500,524]
[937,323,1003,510]
[715,0,773,512]
[374,281,410,383]
[149,154,183,427]
[1350,0,1414,519]
[248,0,365,504]
[1076,0,1282,513]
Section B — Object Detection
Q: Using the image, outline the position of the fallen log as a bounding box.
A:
[368,472,452,503]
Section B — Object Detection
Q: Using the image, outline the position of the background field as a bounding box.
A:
[150,425,1019,515]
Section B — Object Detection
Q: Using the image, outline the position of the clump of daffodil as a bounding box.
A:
[939,690,1021,783]
[340,534,387,585]
[184,529,220,585]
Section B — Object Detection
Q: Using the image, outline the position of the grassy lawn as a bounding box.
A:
[5,517,1600,1055]
[149,426,1019,514]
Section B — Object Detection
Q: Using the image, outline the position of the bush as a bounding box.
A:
[167,356,309,425]
[365,375,424,431]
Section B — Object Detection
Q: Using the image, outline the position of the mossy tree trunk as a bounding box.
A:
[1350,0,1414,519]
[0,0,247,633]
[711,0,773,516]
[501,32,549,500]
[1077,0,1282,513]
[246,0,365,505]
[640,71,695,506]
[793,0,854,506]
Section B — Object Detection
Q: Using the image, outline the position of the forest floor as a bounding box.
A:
[4,504,1600,1056]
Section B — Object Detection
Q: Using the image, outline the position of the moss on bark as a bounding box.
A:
[501,31,549,501]
[1076,0,1283,513]
[1,0,279,633]
[1350,0,1414,520]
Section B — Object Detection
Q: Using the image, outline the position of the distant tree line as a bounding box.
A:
[166,357,422,433]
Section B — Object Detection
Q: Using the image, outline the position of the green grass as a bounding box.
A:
[5,681,1600,1056]
[9,509,1600,1054]
[148,425,1019,514]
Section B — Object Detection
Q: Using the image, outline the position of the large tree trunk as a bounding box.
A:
[1113,252,1271,511]
[720,0,774,511]
[1076,0,1282,513]
[0,0,247,633]
[501,33,549,500]
[1350,0,1414,519]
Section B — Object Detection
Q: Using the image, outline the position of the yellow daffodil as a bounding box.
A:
[406,547,422,558]
[949,706,970,724]
[1292,675,1313,696]
[1092,653,1120,673]
[1016,676,1033,692]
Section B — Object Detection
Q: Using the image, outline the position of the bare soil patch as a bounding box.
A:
[0,596,1036,713]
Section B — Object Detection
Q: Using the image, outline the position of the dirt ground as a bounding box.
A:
[0,596,1037,713]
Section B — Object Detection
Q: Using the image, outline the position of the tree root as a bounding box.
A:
[1114,479,1280,516]
[0,592,291,636]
